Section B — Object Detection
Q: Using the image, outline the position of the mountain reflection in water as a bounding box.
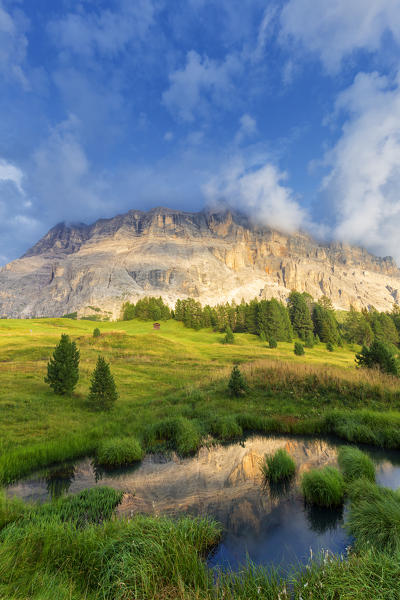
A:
[7,436,400,570]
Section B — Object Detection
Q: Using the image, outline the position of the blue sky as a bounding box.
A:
[1,0,400,264]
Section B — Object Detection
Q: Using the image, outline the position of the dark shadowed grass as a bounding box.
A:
[207,415,243,442]
[301,467,345,507]
[96,437,144,467]
[260,448,296,483]
[337,446,375,482]
[143,416,201,456]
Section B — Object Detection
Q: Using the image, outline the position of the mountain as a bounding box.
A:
[0,206,399,319]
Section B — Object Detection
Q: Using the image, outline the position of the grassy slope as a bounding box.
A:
[0,318,357,449]
[1,317,400,482]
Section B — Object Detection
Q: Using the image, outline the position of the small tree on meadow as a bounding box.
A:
[228,365,247,396]
[294,342,305,356]
[326,342,334,352]
[93,327,101,338]
[88,356,118,410]
[223,326,235,344]
[269,338,277,348]
[45,334,80,395]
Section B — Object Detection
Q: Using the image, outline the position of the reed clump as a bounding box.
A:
[301,466,345,507]
[96,436,144,467]
[337,446,375,482]
[261,448,296,483]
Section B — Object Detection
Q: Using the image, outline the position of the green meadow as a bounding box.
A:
[1,316,400,482]
[2,317,400,598]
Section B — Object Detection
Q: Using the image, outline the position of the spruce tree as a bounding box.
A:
[228,365,248,396]
[45,334,80,395]
[88,356,118,410]
[223,326,235,344]
[288,291,313,340]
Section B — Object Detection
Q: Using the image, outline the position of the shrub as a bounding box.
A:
[355,340,399,376]
[44,334,80,395]
[337,446,375,482]
[96,437,144,467]
[223,326,235,344]
[208,416,242,441]
[261,448,296,483]
[88,356,118,411]
[294,341,305,356]
[269,338,277,349]
[228,365,247,396]
[347,482,400,553]
[259,331,267,342]
[301,467,345,507]
[326,341,334,352]
[93,327,101,338]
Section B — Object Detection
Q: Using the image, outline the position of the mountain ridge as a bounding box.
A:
[1,206,399,318]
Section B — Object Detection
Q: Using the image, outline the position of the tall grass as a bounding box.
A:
[143,416,201,456]
[0,510,221,599]
[346,480,400,554]
[337,446,375,482]
[96,437,144,467]
[207,415,243,441]
[301,467,345,507]
[261,449,296,483]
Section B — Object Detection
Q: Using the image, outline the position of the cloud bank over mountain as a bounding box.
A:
[0,0,399,262]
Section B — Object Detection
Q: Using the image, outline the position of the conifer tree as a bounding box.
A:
[228,365,247,396]
[45,334,80,395]
[88,356,118,410]
[223,326,235,344]
[288,291,313,340]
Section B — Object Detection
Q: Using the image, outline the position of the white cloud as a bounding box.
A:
[48,0,156,57]
[164,131,173,142]
[0,1,29,87]
[162,50,241,121]
[204,157,307,233]
[321,71,400,261]
[280,0,400,72]
[0,159,24,194]
[235,114,257,144]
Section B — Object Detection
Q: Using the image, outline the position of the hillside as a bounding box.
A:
[0,206,399,318]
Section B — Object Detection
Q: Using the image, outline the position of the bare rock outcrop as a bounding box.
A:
[0,206,399,318]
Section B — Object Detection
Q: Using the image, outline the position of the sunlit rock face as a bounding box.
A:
[0,206,399,318]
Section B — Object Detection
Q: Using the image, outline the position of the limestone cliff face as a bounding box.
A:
[0,206,399,318]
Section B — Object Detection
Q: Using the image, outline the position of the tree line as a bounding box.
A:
[122,292,400,349]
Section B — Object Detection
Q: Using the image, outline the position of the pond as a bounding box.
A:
[6,436,400,571]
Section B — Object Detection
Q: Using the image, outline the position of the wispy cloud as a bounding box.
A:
[280,0,400,73]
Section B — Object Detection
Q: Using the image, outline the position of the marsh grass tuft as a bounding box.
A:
[261,448,296,483]
[347,480,400,554]
[301,466,345,507]
[337,446,375,482]
[208,415,243,441]
[144,416,201,456]
[96,436,144,467]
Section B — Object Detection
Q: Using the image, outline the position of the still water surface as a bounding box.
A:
[7,436,400,570]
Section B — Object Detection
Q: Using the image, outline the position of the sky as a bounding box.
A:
[1,0,400,264]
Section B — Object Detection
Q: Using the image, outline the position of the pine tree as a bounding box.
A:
[305,332,314,348]
[223,326,235,344]
[288,291,313,340]
[294,341,305,356]
[228,365,247,396]
[93,327,100,338]
[45,334,80,395]
[88,356,118,410]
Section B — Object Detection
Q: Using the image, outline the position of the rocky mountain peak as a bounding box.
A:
[1,206,399,318]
